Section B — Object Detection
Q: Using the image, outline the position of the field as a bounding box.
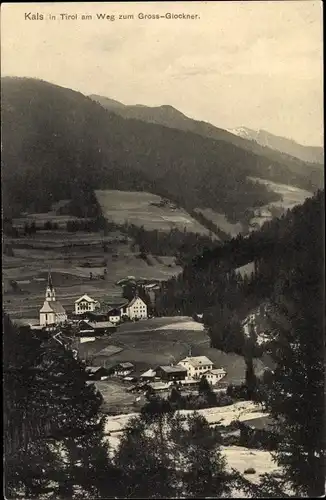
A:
[103,400,280,488]
[95,189,212,235]
[195,208,245,237]
[75,317,268,383]
[76,317,268,413]
[3,230,182,321]
[223,446,280,488]
[103,400,267,435]
[195,179,313,236]
[248,177,313,210]
[90,380,147,414]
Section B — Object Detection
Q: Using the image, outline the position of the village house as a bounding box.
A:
[74,294,100,315]
[155,365,187,382]
[78,320,96,336]
[88,321,116,336]
[81,310,108,322]
[120,296,148,320]
[140,368,157,381]
[146,381,173,393]
[39,273,68,327]
[76,319,116,336]
[112,362,134,377]
[203,368,227,385]
[107,308,121,324]
[178,356,214,380]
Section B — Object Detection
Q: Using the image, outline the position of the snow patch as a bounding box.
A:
[155,321,205,331]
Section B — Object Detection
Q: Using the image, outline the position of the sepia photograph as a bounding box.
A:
[2,1,324,498]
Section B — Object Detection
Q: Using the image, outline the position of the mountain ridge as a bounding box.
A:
[227,126,323,164]
[1,77,320,220]
[89,93,324,177]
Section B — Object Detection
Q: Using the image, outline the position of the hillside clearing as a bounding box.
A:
[95,189,212,235]
[195,208,244,237]
[248,177,313,210]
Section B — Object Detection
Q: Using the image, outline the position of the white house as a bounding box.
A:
[120,296,148,320]
[39,273,68,327]
[203,368,227,385]
[177,356,214,380]
[112,362,134,377]
[74,294,100,315]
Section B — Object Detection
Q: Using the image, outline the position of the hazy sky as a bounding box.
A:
[2,1,323,146]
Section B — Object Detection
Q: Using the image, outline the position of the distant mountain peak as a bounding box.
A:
[227,127,323,164]
[227,126,259,139]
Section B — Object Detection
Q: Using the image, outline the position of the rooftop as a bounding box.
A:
[158,365,187,374]
[206,368,227,375]
[85,366,103,374]
[140,368,156,378]
[179,356,213,368]
[40,300,67,315]
[148,381,173,391]
[75,294,97,304]
[89,321,115,329]
[127,296,146,308]
[115,362,134,370]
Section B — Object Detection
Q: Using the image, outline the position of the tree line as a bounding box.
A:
[156,190,325,496]
[3,314,246,499]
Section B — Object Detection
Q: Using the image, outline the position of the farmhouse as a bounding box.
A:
[88,321,116,336]
[77,320,96,336]
[112,362,134,377]
[140,368,157,381]
[178,356,214,379]
[39,273,67,327]
[155,365,187,382]
[120,296,148,320]
[147,381,173,392]
[74,294,100,315]
[82,310,108,322]
[203,368,227,385]
[107,308,121,324]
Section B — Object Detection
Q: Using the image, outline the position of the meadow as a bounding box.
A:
[3,230,182,321]
[78,317,268,395]
[248,177,313,210]
[194,208,245,237]
[95,189,211,235]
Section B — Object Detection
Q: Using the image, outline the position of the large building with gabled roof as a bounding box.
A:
[177,356,214,379]
[120,295,148,320]
[39,273,68,327]
[74,294,100,315]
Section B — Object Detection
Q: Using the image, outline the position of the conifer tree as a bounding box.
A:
[258,194,324,496]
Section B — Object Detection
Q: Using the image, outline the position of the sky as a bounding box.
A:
[1,1,323,146]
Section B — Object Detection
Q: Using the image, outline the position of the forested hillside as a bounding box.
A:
[2,77,319,221]
[156,190,325,496]
[90,93,324,189]
[155,190,324,354]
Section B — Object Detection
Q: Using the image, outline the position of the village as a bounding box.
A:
[24,273,228,412]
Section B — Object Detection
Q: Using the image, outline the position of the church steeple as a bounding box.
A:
[45,272,56,302]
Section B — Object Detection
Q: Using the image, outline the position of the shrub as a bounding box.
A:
[244,468,256,475]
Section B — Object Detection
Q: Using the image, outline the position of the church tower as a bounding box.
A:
[39,272,67,327]
[45,272,56,302]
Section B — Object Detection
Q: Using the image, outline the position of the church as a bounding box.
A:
[39,273,68,327]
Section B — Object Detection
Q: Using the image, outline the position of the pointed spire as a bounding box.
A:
[48,271,53,290]
[45,270,56,301]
